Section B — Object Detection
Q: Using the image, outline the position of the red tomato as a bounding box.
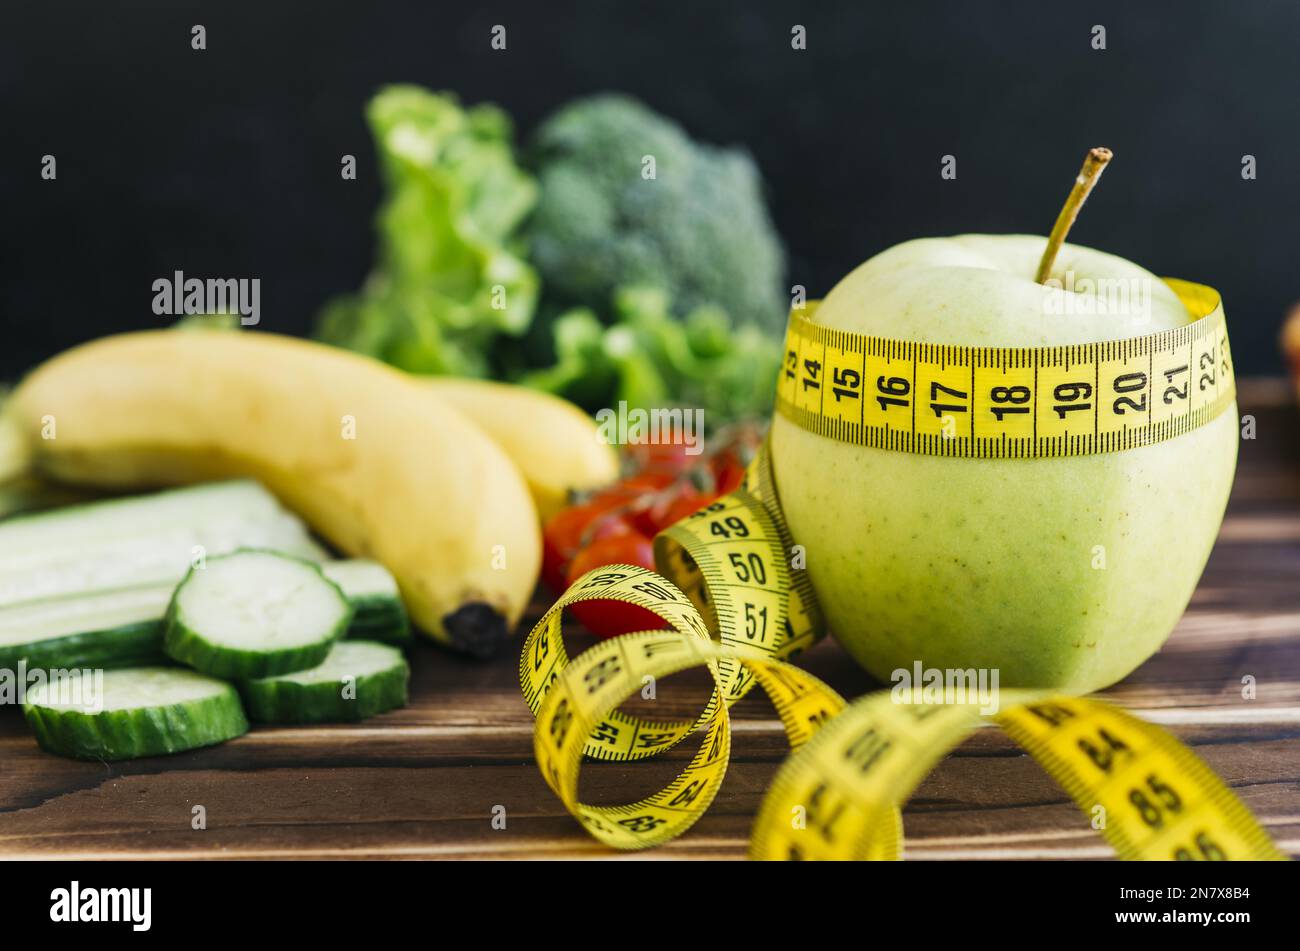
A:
[630,484,683,535]
[612,470,677,494]
[541,495,634,592]
[541,469,688,592]
[625,439,693,474]
[566,532,666,638]
[657,489,718,529]
[586,511,637,543]
[710,452,746,495]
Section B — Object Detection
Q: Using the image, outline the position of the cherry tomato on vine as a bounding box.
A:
[541,495,633,592]
[646,486,718,533]
[625,438,693,475]
[614,470,678,494]
[710,450,747,495]
[566,531,666,638]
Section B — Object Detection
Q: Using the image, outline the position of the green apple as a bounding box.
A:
[771,233,1238,692]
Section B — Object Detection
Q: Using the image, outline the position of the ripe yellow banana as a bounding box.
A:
[425,378,619,522]
[6,331,540,658]
[0,416,27,485]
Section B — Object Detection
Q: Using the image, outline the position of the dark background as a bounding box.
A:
[2,0,1297,377]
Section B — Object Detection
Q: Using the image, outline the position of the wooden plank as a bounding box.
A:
[1,385,1298,860]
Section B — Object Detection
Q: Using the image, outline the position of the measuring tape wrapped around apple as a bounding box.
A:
[520,275,1286,860]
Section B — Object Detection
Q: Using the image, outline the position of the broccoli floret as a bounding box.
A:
[527,95,787,331]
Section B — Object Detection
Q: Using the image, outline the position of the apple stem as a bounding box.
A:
[1034,147,1113,285]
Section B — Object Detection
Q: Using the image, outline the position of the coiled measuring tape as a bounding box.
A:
[520,280,1284,859]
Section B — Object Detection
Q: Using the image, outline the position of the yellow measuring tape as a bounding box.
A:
[520,280,1284,859]
[777,278,1234,457]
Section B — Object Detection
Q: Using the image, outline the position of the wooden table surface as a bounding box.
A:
[2,382,1298,861]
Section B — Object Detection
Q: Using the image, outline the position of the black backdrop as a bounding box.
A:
[3,0,1298,377]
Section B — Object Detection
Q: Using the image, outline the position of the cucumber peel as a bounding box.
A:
[23,667,248,761]
[0,586,172,671]
[241,640,409,724]
[0,559,408,673]
[322,560,411,644]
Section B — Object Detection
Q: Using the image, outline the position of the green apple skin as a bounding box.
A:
[771,235,1237,692]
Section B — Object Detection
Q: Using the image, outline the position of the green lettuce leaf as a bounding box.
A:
[315,86,539,376]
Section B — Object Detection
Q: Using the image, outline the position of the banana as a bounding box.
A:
[425,378,619,522]
[0,389,30,484]
[6,331,540,658]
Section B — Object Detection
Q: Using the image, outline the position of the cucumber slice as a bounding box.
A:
[0,558,406,672]
[164,550,351,679]
[0,480,326,606]
[322,560,411,644]
[0,585,171,670]
[241,640,409,723]
[22,667,248,760]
